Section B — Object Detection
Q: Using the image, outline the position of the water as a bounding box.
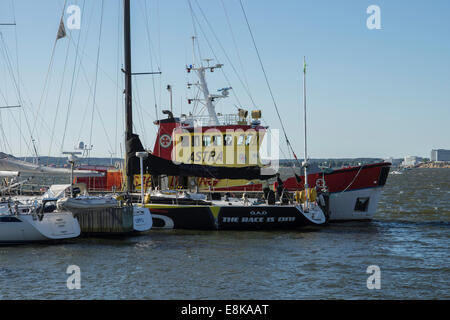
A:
[1,168,449,299]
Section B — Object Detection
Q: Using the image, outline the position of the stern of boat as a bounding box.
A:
[31,212,81,240]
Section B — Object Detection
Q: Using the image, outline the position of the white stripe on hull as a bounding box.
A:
[328,187,382,221]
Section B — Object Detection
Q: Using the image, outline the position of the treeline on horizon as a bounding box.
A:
[18,156,391,168]
[278,158,387,168]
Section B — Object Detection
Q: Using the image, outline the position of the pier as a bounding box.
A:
[71,206,134,235]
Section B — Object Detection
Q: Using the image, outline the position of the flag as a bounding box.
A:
[56,18,66,40]
[303,58,307,74]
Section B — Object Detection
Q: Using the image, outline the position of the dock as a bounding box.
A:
[72,206,134,235]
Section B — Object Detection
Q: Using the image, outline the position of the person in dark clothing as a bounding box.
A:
[276,173,284,200]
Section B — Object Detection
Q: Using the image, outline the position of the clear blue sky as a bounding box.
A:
[0,0,449,159]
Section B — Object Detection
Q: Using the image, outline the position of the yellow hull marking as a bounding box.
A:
[209,206,221,219]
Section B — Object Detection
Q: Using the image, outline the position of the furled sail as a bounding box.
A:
[0,153,104,177]
[127,134,276,180]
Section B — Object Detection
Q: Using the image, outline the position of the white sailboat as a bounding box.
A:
[298,57,325,218]
[41,183,152,233]
[0,199,81,244]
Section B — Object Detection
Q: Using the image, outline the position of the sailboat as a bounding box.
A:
[0,20,82,243]
[124,47,328,230]
[46,2,153,234]
[0,2,152,235]
[132,56,329,230]
[0,198,81,244]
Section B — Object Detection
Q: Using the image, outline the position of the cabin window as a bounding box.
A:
[180,136,190,147]
[224,135,233,146]
[212,135,222,146]
[192,136,200,147]
[203,135,212,147]
[237,134,245,145]
[354,197,370,212]
[0,217,21,223]
[245,135,253,146]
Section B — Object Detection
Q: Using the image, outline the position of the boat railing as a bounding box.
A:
[181,113,247,127]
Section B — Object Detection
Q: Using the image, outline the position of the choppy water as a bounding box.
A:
[1,168,449,299]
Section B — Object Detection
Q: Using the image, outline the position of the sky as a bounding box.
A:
[0,0,449,160]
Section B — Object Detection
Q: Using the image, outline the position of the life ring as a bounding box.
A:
[316,178,325,189]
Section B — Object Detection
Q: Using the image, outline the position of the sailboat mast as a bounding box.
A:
[124,0,133,193]
[303,57,309,206]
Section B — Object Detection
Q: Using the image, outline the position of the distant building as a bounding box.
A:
[384,157,402,166]
[401,156,419,167]
[431,149,450,162]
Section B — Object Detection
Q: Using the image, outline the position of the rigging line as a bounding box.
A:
[92,99,114,154]
[71,43,115,153]
[0,100,10,154]
[75,74,93,144]
[0,32,36,157]
[187,0,203,66]
[64,28,121,95]
[73,64,115,156]
[68,1,99,146]
[72,45,145,148]
[10,0,21,155]
[142,0,160,122]
[133,80,149,148]
[191,88,201,115]
[238,0,299,164]
[88,0,105,155]
[0,34,21,112]
[156,0,162,85]
[194,0,256,107]
[0,41,47,158]
[219,0,251,95]
[260,116,297,177]
[114,0,121,157]
[6,108,34,157]
[47,34,72,161]
[60,0,86,154]
[30,0,68,153]
[0,112,12,154]
[140,0,162,70]
[64,17,148,118]
[10,1,18,84]
[188,5,244,110]
[0,91,46,160]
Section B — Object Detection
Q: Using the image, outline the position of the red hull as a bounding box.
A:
[211,162,391,193]
[77,162,391,198]
[280,162,391,193]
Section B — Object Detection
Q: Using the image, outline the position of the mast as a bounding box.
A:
[124,0,133,193]
[302,56,309,209]
[187,37,221,126]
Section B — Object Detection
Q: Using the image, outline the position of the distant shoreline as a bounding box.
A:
[415,162,450,168]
